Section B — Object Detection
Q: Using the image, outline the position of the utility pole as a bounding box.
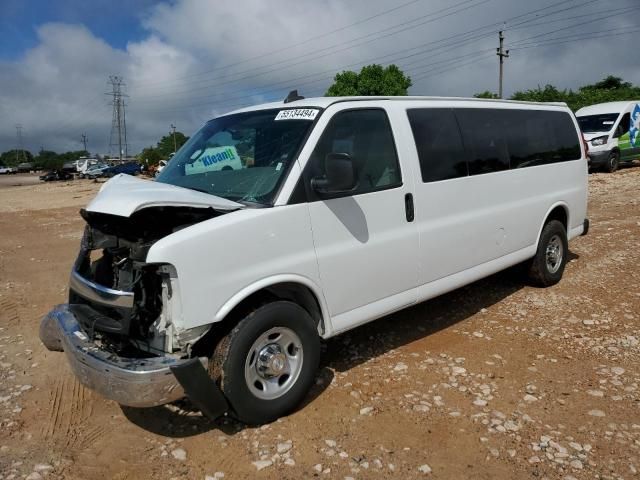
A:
[171,124,177,153]
[496,30,510,99]
[106,76,129,162]
[15,124,25,164]
[81,133,88,152]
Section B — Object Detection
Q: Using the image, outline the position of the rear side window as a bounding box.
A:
[407,108,468,182]
[505,110,581,168]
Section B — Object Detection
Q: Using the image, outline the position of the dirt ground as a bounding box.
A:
[1,168,639,480]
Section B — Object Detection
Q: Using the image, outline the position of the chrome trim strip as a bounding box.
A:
[69,269,134,309]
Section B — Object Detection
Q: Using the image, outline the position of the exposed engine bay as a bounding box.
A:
[69,206,221,357]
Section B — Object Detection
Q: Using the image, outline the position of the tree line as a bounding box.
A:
[0,149,88,170]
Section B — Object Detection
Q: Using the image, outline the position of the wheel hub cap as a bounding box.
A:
[257,344,288,377]
[545,234,564,274]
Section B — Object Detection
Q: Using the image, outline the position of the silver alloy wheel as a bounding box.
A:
[244,327,304,400]
[545,234,564,274]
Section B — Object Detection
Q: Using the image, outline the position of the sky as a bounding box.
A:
[0,0,638,156]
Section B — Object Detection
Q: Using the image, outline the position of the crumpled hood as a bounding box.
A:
[86,174,243,217]
[582,131,611,141]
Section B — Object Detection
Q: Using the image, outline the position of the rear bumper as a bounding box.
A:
[40,304,207,408]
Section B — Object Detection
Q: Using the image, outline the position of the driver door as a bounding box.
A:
[302,106,419,333]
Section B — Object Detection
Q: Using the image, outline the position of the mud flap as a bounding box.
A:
[170,358,228,420]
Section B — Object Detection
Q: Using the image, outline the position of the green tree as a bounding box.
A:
[325,64,412,96]
[481,76,640,112]
[156,132,189,158]
[138,146,162,166]
[473,91,499,99]
[0,149,34,167]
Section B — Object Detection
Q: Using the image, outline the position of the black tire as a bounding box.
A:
[605,151,619,173]
[210,301,320,425]
[528,219,568,287]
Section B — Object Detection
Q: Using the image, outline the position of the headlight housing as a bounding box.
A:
[590,135,608,146]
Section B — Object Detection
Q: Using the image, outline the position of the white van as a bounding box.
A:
[40,96,589,424]
[576,101,640,172]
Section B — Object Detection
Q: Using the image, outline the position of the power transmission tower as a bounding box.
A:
[15,124,25,164]
[171,124,177,153]
[106,76,129,161]
[81,133,88,152]
[496,30,510,99]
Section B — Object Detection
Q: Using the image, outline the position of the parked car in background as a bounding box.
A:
[103,162,140,177]
[40,95,589,425]
[17,162,35,173]
[154,159,168,177]
[39,169,73,182]
[576,100,640,172]
[80,163,110,179]
[0,165,16,174]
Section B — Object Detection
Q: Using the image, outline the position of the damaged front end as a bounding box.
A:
[41,203,229,417]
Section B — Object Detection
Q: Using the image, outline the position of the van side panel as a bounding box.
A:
[394,101,587,296]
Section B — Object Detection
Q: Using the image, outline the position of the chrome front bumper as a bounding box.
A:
[40,304,206,408]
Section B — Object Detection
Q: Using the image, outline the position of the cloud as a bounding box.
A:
[0,0,638,155]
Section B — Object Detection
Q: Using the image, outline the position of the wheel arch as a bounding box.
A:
[535,202,569,247]
[216,275,331,336]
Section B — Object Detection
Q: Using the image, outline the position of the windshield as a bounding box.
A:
[577,113,619,133]
[156,108,319,205]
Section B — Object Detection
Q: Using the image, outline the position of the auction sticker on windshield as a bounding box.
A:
[275,109,319,121]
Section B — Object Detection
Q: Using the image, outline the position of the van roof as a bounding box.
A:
[575,101,640,117]
[224,96,569,116]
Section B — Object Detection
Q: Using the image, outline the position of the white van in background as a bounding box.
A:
[41,96,589,424]
[576,101,640,172]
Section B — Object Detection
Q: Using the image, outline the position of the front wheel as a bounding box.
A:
[605,151,619,173]
[210,301,320,425]
[528,220,568,287]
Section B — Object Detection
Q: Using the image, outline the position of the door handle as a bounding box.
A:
[405,193,414,222]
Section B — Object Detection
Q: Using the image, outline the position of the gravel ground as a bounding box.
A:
[0,167,639,479]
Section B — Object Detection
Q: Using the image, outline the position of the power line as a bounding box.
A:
[131,0,492,97]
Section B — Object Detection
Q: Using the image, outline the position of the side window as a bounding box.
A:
[506,110,581,168]
[407,108,468,182]
[615,112,631,137]
[548,111,581,161]
[308,109,401,195]
[455,109,510,175]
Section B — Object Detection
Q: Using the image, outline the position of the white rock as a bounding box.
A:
[523,394,537,402]
[277,441,292,454]
[451,366,466,376]
[171,448,187,461]
[528,456,541,464]
[204,473,225,480]
[394,362,408,372]
[360,406,374,415]
[570,460,583,469]
[473,398,487,407]
[25,473,43,480]
[611,367,625,376]
[284,458,296,466]
[569,442,583,451]
[33,464,54,473]
[418,464,432,474]
[588,409,606,417]
[587,390,604,397]
[325,439,337,448]
[252,460,273,471]
[313,464,323,472]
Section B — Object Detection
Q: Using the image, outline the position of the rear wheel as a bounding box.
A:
[528,219,568,287]
[210,301,320,425]
[605,151,619,173]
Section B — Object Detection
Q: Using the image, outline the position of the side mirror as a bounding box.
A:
[311,153,357,195]
[614,124,625,138]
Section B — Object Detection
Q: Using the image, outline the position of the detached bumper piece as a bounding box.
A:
[39,305,228,418]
